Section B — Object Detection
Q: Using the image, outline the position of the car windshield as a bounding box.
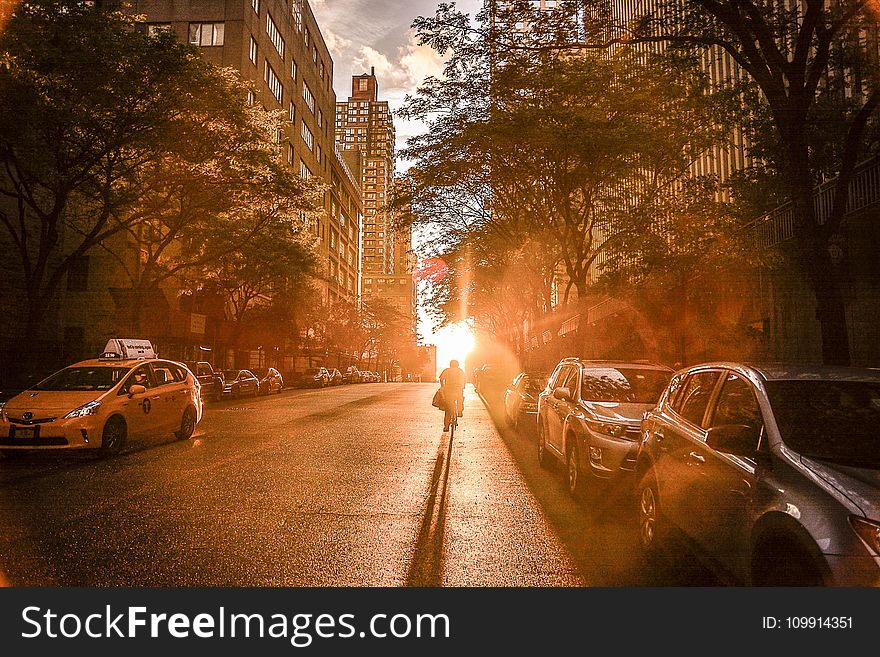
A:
[580,368,671,404]
[223,371,240,381]
[766,380,880,469]
[31,366,129,392]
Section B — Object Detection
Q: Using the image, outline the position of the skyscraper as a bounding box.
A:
[335,70,416,333]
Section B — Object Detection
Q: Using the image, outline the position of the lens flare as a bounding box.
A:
[432,321,475,377]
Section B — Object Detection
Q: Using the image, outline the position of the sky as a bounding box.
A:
[311,0,482,344]
[311,0,480,168]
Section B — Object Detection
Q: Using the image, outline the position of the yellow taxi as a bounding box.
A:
[0,339,203,457]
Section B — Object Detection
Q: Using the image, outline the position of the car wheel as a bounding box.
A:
[100,416,127,457]
[538,423,552,469]
[751,541,824,586]
[176,407,197,441]
[566,441,587,499]
[637,473,666,560]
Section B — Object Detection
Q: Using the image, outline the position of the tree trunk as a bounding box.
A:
[787,143,851,366]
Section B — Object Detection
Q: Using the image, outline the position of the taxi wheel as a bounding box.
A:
[99,417,127,457]
[176,407,197,441]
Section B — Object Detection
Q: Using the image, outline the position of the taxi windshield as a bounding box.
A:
[31,367,129,392]
[223,370,240,381]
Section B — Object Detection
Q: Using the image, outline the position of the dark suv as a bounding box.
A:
[183,361,224,403]
[638,362,880,586]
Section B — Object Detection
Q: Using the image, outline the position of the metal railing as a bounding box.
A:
[746,156,880,247]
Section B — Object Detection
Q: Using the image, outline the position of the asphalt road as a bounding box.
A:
[0,383,716,586]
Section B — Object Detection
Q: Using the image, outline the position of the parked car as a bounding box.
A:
[504,370,550,430]
[328,368,343,386]
[298,367,331,388]
[537,359,672,499]
[222,369,260,398]
[183,361,224,403]
[343,366,361,384]
[0,339,202,458]
[474,364,510,400]
[256,367,284,395]
[638,362,880,586]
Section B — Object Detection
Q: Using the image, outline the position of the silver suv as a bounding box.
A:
[638,363,880,586]
[537,359,672,500]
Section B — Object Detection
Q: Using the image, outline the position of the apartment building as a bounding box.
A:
[335,70,416,332]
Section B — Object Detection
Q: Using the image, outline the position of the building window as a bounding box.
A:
[249,36,257,64]
[316,143,322,165]
[189,22,224,47]
[320,61,325,80]
[312,45,318,63]
[292,0,302,31]
[147,23,172,37]
[302,83,315,113]
[266,13,285,58]
[300,160,311,179]
[304,29,310,48]
[247,90,256,105]
[358,78,368,92]
[67,256,89,292]
[291,59,298,79]
[301,121,313,150]
[251,0,259,14]
[264,62,283,103]
[288,143,295,164]
[288,101,296,122]
[317,109,323,127]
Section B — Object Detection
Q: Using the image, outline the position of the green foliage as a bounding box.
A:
[0,1,321,340]
[401,1,734,350]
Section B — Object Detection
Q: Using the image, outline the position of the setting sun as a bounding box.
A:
[432,321,475,377]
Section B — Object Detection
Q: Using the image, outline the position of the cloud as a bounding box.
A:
[320,24,352,54]
[352,30,447,94]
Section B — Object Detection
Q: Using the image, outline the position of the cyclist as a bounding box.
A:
[439,359,465,432]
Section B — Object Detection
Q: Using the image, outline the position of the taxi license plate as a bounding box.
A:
[12,427,35,439]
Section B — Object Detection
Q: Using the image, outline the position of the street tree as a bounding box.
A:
[511,0,880,364]
[110,71,324,333]
[401,1,731,351]
[196,220,317,354]
[0,3,207,349]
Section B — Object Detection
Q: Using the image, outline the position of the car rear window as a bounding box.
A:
[767,379,880,469]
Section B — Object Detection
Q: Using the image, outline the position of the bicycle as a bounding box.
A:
[444,397,459,438]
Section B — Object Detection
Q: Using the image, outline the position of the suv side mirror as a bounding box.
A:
[128,384,147,398]
[706,424,760,458]
[552,387,572,401]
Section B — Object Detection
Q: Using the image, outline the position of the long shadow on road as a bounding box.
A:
[405,429,454,586]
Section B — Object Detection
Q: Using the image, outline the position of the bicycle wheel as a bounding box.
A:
[450,400,458,438]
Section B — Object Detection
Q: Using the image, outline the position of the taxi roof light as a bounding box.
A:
[99,339,157,361]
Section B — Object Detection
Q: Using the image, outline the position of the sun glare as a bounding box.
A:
[432,321,475,377]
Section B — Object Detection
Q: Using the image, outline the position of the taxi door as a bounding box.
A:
[148,361,187,433]
[115,364,163,438]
